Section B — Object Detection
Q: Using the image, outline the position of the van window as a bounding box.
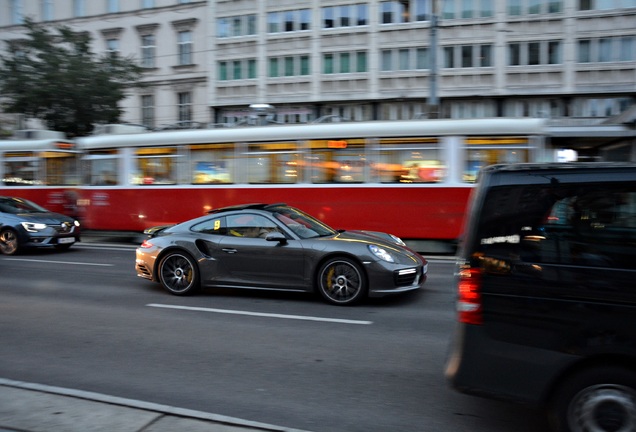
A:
[478,183,636,270]
[538,187,636,269]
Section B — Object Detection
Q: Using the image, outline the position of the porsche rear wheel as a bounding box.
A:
[0,229,20,255]
[158,251,200,295]
[317,257,367,305]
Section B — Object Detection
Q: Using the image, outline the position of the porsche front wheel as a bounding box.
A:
[317,257,367,305]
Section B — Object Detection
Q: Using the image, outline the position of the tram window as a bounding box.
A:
[308,139,366,183]
[464,147,529,183]
[43,152,79,185]
[3,155,41,186]
[84,151,118,185]
[247,142,298,184]
[376,139,444,183]
[132,148,178,185]
[190,145,233,184]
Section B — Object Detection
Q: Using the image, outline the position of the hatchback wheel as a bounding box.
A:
[317,257,367,305]
[0,229,20,255]
[158,251,200,295]
[549,367,636,432]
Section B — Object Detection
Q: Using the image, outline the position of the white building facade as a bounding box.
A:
[0,0,634,129]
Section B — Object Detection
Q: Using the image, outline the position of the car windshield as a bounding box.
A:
[0,197,48,214]
[268,205,338,239]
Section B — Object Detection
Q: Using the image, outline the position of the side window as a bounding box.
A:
[541,187,636,269]
[226,214,279,238]
[478,182,636,271]
[191,217,226,235]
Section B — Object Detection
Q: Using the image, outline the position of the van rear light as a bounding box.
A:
[457,267,483,325]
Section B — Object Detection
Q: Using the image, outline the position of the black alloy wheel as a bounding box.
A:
[317,257,367,305]
[158,251,200,295]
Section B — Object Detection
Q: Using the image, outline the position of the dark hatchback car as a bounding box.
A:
[136,203,428,305]
[445,163,636,432]
[0,196,81,255]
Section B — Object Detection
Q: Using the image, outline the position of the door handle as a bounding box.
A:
[222,248,238,254]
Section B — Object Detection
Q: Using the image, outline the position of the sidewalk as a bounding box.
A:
[0,379,311,432]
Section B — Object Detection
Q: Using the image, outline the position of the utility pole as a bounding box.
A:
[427,0,439,119]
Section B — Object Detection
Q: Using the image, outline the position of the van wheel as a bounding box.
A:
[549,367,636,432]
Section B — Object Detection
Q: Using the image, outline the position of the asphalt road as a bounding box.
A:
[0,242,550,432]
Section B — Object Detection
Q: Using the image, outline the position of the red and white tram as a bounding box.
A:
[75,118,547,251]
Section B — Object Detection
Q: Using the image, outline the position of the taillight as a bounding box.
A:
[457,267,483,325]
[140,239,153,248]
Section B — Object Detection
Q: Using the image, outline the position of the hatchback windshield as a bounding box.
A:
[0,197,48,214]
[268,205,337,239]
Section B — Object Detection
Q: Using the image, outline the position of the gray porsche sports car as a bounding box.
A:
[135,203,427,305]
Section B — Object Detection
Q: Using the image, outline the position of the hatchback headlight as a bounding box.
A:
[21,222,47,232]
[368,244,395,263]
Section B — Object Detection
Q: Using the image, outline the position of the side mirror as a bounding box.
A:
[265,231,287,244]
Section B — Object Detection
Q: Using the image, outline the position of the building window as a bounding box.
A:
[356,51,367,72]
[107,0,119,13]
[548,41,561,64]
[268,9,311,33]
[248,59,257,78]
[10,0,24,25]
[576,37,633,63]
[444,46,455,68]
[232,60,242,79]
[178,92,192,123]
[106,38,119,58]
[509,43,521,65]
[178,31,192,65]
[73,0,85,17]
[381,50,393,71]
[357,4,369,25]
[141,34,156,68]
[509,0,563,14]
[300,56,310,75]
[399,49,410,70]
[416,48,429,69]
[41,0,54,21]
[219,62,228,81]
[443,0,456,18]
[141,95,154,129]
[268,12,281,33]
[269,58,279,77]
[323,54,334,74]
[579,0,635,9]
[247,15,257,34]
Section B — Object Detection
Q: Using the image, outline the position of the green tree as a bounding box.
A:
[0,18,142,137]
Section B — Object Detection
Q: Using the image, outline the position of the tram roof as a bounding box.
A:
[76,118,547,149]
[0,138,76,151]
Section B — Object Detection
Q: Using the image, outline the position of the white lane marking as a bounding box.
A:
[147,303,373,325]
[4,258,114,267]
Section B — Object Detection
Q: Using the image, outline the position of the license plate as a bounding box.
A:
[58,237,75,244]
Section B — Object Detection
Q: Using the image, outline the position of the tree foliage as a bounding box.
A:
[0,18,142,137]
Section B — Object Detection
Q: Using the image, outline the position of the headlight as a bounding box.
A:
[21,222,47,232]
[74,220,81,227]
[368,244,395,263]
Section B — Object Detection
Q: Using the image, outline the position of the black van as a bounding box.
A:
[445,163,636,432]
